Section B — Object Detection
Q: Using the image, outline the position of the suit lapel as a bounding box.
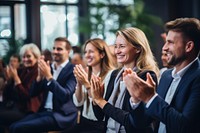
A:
[105,69,119,100]
[172,60,200,100]
[56,62,70,82]
[157,70,173,99]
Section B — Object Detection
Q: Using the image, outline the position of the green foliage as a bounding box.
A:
[79,0,163,45]
[3,39,23,64]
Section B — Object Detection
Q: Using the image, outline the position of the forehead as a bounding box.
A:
[85,43,97,50]
[54,41,66,48]
[115,35,127,44]
[166,30,183,41]
[10,57,19,61]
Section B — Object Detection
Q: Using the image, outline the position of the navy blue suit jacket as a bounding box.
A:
[30,62,77,129]
[132,59,200,133]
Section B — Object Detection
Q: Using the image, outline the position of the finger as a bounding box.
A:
[146,73,156,87]
[47,60,50,66]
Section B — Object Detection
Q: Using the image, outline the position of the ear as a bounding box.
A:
[185,41,194,53]
[136,49,141,54]
[100,52,105,59]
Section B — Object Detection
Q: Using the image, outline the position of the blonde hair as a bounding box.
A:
[19,43,41,59]
[116,27,159,77]
[83,38,115,81]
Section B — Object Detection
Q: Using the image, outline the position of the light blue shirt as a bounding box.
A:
[44,59,69,109]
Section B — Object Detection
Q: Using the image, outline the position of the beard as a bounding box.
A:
[168,53,187,66]
[53,54,62,63]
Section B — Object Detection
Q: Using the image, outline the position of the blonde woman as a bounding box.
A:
[90,27,159,133]
[73,38,115,132]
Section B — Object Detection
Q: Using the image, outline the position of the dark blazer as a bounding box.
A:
[30,62,77,129]
[93,69,157,133]
[133,59,200,133]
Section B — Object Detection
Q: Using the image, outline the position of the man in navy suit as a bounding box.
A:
[9,37,77,133]
[123,18,200,133]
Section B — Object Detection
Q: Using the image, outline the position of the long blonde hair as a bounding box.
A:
[116,27,159,77]
[83,38,115,81]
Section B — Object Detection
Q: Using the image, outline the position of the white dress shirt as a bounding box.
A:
[44,60,69,109]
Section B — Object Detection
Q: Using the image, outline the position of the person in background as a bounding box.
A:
[159,50,173,79]
[0,58,6,91]
[41,49,53,64]
[159,33,173,80]
[90,27,159,133]
[73,38,115,133]
[122,18,200,133]
[0,44,41,133]
[9,54,21,69]
[9,37,77,133]
[71,52,86,67]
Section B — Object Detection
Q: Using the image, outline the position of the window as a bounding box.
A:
[40,0,79,50]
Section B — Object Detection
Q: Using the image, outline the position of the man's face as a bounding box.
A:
[163,31,187,66]
[9,56,20,69]
[52,41,70,64]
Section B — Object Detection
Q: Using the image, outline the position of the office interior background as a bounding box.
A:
[0,0,199,66]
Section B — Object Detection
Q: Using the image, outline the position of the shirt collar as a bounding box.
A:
[52,59,69,70]
[172,57,198,79]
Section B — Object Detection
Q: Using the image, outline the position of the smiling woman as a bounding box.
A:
[72,38,116,133]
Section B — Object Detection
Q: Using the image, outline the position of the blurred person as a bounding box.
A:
[4,54,21,82]
[0,59,6,99]
[9,37,77,133]
[0,43,41,132]
[90,27,159,133]
[41,49,53,64]
[71,52,86,68]
[9,54,21,69]
[73,38,115,133]
[159,50,173,79]
[121,18,200,133]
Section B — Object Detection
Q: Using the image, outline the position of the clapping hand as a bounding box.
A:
[123,68,156,103]
[37,56,52,81]
[90,75,104,104]
[73,64,90,89]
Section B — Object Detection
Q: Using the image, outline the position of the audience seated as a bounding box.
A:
[9,37,77,133]
[0,44,41,133]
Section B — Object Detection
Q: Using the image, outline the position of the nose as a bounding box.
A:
[114,47,121,55]
[162,42,168,51]
[52,49,58,54]
[84,52,89,59]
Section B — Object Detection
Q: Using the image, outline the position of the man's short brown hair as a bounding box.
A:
[54,37,72,50]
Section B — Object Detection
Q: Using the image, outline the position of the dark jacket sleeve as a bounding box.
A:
[102,71,157,133]
[92,69,119,121]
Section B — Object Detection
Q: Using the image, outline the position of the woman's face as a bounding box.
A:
[22,50,37,67]
[114,35,139,68]
[84,43,104,67]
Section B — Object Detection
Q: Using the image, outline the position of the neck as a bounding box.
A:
[92,64,101,75]
[124,61,136,69]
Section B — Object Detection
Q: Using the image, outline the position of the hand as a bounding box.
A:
[9,65,21,85]
[36,56,45,82]
[38,57,52,81]
[73,64,90,88]
[4,66,12,80]
[90,75,104,104]
[123,68,156,103]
